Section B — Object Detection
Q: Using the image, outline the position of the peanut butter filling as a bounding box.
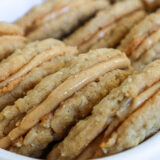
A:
[0,46,77,93]
[79,61,160,159]
[71,60,160,160]
[133,41,160,68]
[131,26,160,61]
[0,52,75,111]
[16,0,72,33]
[9,68,131,157]
[0,39,65,83]
[47,59,160,160]
[0,51,130,149]
[0,22,24,36]
[0,22,26,62]
[119,10,160,56]
[34,0,91,27]
[28,0,78,34]
[70,0,143,47]
[92,81,160,158]
[100,89,160,155]
[102,80,160,142]
[0,49,121,139]
[26,0,108,41]
[0,36,26,61]
[79,10,146,53]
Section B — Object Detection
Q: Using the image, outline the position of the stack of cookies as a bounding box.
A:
[0,0,160,160]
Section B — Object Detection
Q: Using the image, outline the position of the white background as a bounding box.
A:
[0,0,43,23]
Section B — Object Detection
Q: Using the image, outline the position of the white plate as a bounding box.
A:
[0,0,159,160]
[0,132,160,160]
[0,0,43,23]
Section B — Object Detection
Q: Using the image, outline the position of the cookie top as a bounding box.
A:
[64,0,145,53]
[0,48,131,150]
[0,22,24,36]
[118,9,160,68]
[142,0,160,11]
[48,59,160,160]
[16,0,109,41]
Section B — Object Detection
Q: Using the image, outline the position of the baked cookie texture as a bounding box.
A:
[100,87,160,155]
[142,0,160,11]
[0,48,131,158]
[16,0,109,41]
[0,0,160,159]
[48,59,160,160]
[9,65,131,158]
[112,0,160,11]
[0,39,78,113]
[118,9,160,68]
[0,22,26,61]
[64,0,146,53]
[0,39,78,111]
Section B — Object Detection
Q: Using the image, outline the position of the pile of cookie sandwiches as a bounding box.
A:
[0,0,160,159]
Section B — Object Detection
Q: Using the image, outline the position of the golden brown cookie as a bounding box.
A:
[118,9,160,68]
[0,44,77,111]
[142,0,160,11]
[0,22,24,36]
[0,48,130,152]
[1,1,160,159]
[48,59,160,160]
[77,60,160,160]
[0,39,76,93]
[0,36,26,61]
[64,0,145,53]
[111,0,160,11]
[8,68,131,158]
[16,0,109,41]
[0,22,26,61]
[0,40,78,137]
[99,88,160,156]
